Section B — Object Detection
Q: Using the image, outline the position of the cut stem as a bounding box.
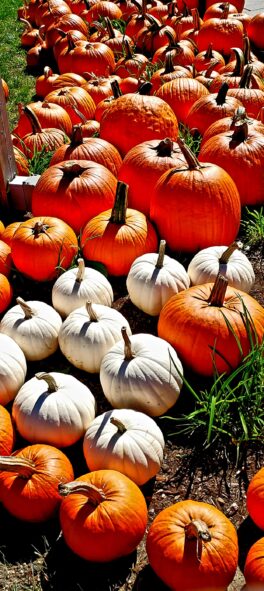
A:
[208,275,228,307]
[76,258,85,282]
[219,242,240,264]
[110,181,128,224]
[155,138,173,157]
[156,240,166,268]
[121,327,134,361]
[58,480,106,505]
[16,297,34,319]
[185,519,212,542]
[110,417,127,433]
[86,301,98,321]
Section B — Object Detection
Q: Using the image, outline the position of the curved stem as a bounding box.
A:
[110,417,127,433]
[16,297,34,319]
[86,301,98,321]
[58,480,106,505]
[76,258,85,282]
[0,455,36,477]
[156,240,166,269]
[219,242,239,264]
[185,519,212,542]
[163,52,174,74]
[230,47,245,77]
[215,82,229,105]
[208,275,228,307]
[35,372,59,393]
[177,137,200,170]
[24,105,42,134]
[239,65,253,89]
[110,181,128,224]
[121,327,134,361]
[20,17,33,31]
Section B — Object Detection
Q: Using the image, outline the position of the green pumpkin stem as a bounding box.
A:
[0,455,36,477]
[16,297,34,319]
[219,242,240,264]
[110,181,128,224]
[110,417,127,433]
[58,481,106,505]
[86,301,98,322]
[185,519,212,542]
[156,240,166,268]
[208,274,228,307]
[121,326,134,361]
[35,372,59,392]
[177,137,200,170]
[76,258,85,282]
[215,82,229,105]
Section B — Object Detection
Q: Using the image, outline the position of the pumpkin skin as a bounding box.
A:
[0,240,12,277]
[196,16,244,58]
[156,78,209,126]
[0,299,62,361]
[187,244,255,293]
[244,538,264,586]
[83,408,165,485]
[247,12,264,51]
[0,444,74,522]
[158,277,264,376]
[13,100,73,139]
[0,334,27,406]
[146,499,239,591]
[150,139,241,253]
[31,161,117,235]
[0,274,13,314]
[247,468,264,530]
[11,217,78,282]
[59,469,148,562]
[0,405,15,456]
[52,258,114,318]
[186,83,243,136]
[12,372,96,448]
[100,331,183,416]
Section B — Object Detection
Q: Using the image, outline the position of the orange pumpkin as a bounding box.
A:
[244,538,264,586]
[146,499,239,591]
[0,444,74,522]
[247,468,264,530]
[0,240,12,277]
[156,77,209,125]
[0,405,15,456]
[158,275,264,376]
[81,181,158,276]
[18,106,68,159]
[0,274,13,313]
[59,469,148,561]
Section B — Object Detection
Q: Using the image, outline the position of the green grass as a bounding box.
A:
[0,0,36,130]
[241,207,264,246]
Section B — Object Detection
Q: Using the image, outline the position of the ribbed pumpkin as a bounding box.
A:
[68,41,116,77]
[18,106,68,159]
[201,106,264,146]
[115,40,149,78]
[100,82,179,157]
[59,469,148,561]
[0,240,12,277]
[196,10,244,57]
[0,405,15,456]
[158,274,264,376]
[81,181,158,276]
[150,138,241,253]
[146,499,239,591]
[247,468,264,530]
[0,275,13,314]
[199,121,264,206]
[247,12,264,51]
[31,160,117,234]
[0,444,74,522]
[50,125,122,177]
[118,137,187,216]
[35,66,59,97]
[156,77,209,125]
[244,538,264,586]
[226,65,264,119]
[0,334,27,406]
[44,86,96,126]
[13,100,73,138]
[186,82,243,135]
[193,43,225,72]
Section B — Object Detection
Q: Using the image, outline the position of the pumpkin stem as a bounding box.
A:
[208,274,228,307]
[16,297,34,319]
[76,258,85,282]
[110,417,127,433]
[215,82,229,105]
[62,161,87,178]
[185,519,212,542]
[219,242,240,264]
[155,138,174,157]
[121,326,134,360]
[156,240,166,269]
[163,52,174,74]
[230,47,245,77]
[32,221,49,237]
[177,137,200,170]
[231,106,247,126]
[71,105,88,124]
[35,372,59,392]
[231,121,248,143]
[43,66,53,78]
[20,17,33,31]
[58,480,106,505]
[0,455,36,477]
[105,16,115,39]
[191,8,200,31]
[239,65,253,89]
[86,301,98,322]
[24,105,42,134]
[110,181,128,224]
[110,79,123,99]
[137,81,152,95]
[204,59,221,78]
[205,43,213,59]
[124,39,133,60]
[221,2,230,19]
[70,124,84,146]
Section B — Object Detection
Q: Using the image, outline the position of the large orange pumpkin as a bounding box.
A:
[0,240,12,277]
[156,77,209,126]
[247,467,264,530]
[81,181,158,276]
[59,469,148,562]
[244,538,264,586]
[146,499,238,591]
[0,274,13,313]
[158,275,264,376]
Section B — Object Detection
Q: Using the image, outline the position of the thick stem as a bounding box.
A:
[24,105,42,134]
[76,258,85,282]
[70,124,84,147]
[32,221,49,237]
[177,137,200,170]
[86,301,98,321]
[230,47,244,77]
[243,36,251,65]
[62,161,88,178]
[185,519,212,542]
[231,121,248,143]
[110,79,122,99]
[16,297,34,319]
[0,455,36,477]
[137,81,152,95]
[35,372,59,392]
[105,16,115,39]
[155,138,173,157]
[156,240,166,269]
[163,52,174,74]
[219,242,239,264]
[239,65,253,89]
[124,39,133,60]
[110,181,128,224]
[208,275,228,307]
[110,417,127,433]
[205,43,213,59]
[231,106,246,125]
[58,480,106,505]
[121,327,134,361]
[215,82,229,105]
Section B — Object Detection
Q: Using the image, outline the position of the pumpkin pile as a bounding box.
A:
[0,0,264,587]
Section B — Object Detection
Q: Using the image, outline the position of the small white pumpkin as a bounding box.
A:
[0,298,62,361]
[52,258,114,317]
[83,408,165,485]
[12,371,96,448]
[0,334,27,406]
[100,328,183,417]
[187,242,255,292]
[58,301,132,373]
[126,240,190,316]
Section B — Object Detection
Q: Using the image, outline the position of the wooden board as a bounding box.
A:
[0,79,17,207]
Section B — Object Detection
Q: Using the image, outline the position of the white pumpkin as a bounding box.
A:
[52,258,114,317]
[187,243,255,292]
[0,298,62,361]
[126,240,190,316]
[12,371,96,448]
[100,329,183,417]
[58,301,132,373]
[0,334,27,406]
[83,408,165,485]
